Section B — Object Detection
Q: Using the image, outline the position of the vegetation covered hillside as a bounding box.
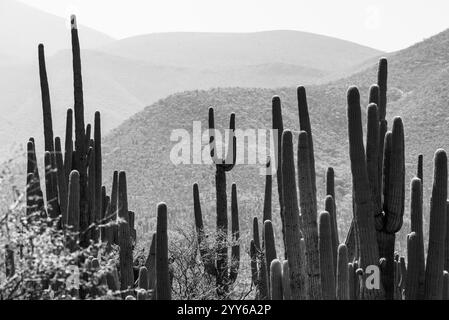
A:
[103,28,449,255]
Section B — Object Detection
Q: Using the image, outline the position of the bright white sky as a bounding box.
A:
[18,0,449,52]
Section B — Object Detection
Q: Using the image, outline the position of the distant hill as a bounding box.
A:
[0,17,383,156]
[0,0,114,62]
[101,28,449,251]
[98,30,382,72]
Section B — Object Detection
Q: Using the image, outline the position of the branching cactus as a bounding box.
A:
[346,86,384,299]
[281,130,306,300]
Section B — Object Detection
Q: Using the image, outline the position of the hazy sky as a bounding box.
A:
[18,0,449,52]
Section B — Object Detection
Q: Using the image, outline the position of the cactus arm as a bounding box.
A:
[155,203,171,300]
[336,244,349,300]
[269,259,283,300]
[319,211,336,300]
[229,183,240,284]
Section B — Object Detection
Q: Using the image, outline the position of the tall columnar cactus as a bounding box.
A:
[282,260,291,300]
[319,211,336,300]
[94,111,103,240]
[44,151,60,219]
[251,217,268,300]
[55,137,68,227]
[87,142,96,241]
[297,130,321,299]
[70,15,88,247]
[263,159,272,223]
[117,171,134,293]
[270,259,283,300]
[281,130,306,300]
[66,170,80,251]
[376,117,405,300]
[64,109,73,183]
[111,171,119,245]
[144,233,157,291]
[424,149,447,300]
[336,244,349,300]
[138,266,149,290]
[26,139,45,217]
[346,86,383,299]
[407,178,425,299]
[325,194,338,276]
[272,96,286,258]
[326,168,339,275]
[192,180,240,293]
[263,220,276,297]
[230,183,240,284]
[38,44,54,154]
[155,203,171,300]
[208,107,236,293]
[297,86,317,202]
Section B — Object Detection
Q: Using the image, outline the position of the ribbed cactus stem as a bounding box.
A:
[281,130,306,300]
[87,143,96,241]
[94,111,102,239]
[38,44,54,153]
[347,86,383,299]
[4,245,15,278]
[319,211,336,300]
[117,171,134,293]
[348,262,356,300]
[336,244,349,300]
[264,220,277,297]
[409,178,425,299]
[26,140,45,217]
[443,271,449,300]
[424,149,447,300]
[326,168,339,272]
[272,96,285,259]
[55,137,67,227]
[64,109,73,183]
[138,266,149,290]
[263,159,272,223]
[144,233,156,290]
[366,103,381,219]
[377,58,388,121]
[230,183,240,284]
[193,183,216,276]
[66,170,80,251]
[297,86,317,202]
[270,259,283,300]
[111,170,118,245]
[155,203,171,300]
[282,260,291,300]
[297,130,321,299]
[44,151,60,219]
[325,195,338,277]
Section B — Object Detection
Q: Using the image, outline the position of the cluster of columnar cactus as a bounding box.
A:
[16,13,449,301]
[22,15,171,300]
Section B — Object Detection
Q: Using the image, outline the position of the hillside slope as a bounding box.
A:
[102,28,449,248]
